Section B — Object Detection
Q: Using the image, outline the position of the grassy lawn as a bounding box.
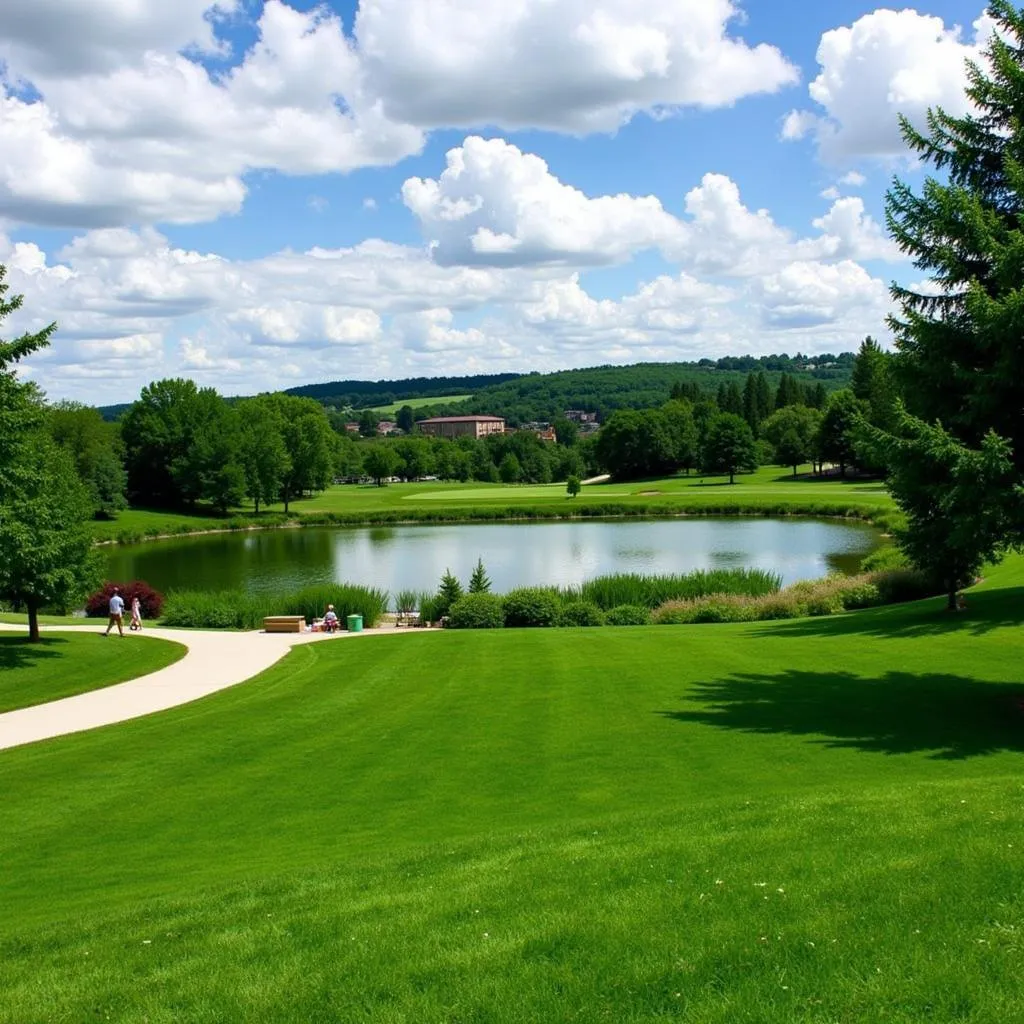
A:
[298,464,894,514]
[90,467,895,543]
[1,559,1022,1021]
[90,508,238,542]
[366,393,471,415]
[0,633,186,713]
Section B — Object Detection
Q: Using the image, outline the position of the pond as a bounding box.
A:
[104,518,884,596]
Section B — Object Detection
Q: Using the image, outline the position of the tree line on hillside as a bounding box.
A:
[434,359,852,427]
[594,356,886,483]
[58,379,608,513]
[175,356,854,431]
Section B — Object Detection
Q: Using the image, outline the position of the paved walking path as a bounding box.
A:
[0,622,422,752]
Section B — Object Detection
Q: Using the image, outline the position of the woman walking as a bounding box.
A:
[129,595,142,632]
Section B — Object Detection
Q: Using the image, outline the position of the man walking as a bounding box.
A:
[105,587,125,637]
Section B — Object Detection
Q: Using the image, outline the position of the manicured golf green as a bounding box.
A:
[91,468,897,544]
[0,632,187,713]
[1,559,1022,1021]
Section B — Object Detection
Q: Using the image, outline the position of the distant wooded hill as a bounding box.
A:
[95,356,854,422]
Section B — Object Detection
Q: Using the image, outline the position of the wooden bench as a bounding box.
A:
[263,615,306,634]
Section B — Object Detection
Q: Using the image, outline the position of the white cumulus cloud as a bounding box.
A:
[357,0,798,132]
[786,8,995,161]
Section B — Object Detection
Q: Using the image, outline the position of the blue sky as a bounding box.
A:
[0,0,992,402]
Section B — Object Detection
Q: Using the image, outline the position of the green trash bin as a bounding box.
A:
[346,614,363,633]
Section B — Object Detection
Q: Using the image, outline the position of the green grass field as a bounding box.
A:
[89,468,897,545]
[1,558,1022,1021]
[0,633,186,713]
[366,394,471,415]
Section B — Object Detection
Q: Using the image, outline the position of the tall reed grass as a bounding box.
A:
[162,583,389,630]
[568,569,782,610]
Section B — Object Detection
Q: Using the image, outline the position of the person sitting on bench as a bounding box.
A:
[323,605,340,633]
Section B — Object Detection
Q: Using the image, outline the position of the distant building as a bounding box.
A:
[564,410,598,424]
[418,415,506,439]
[344,422,360,434]
[377,421,401,436]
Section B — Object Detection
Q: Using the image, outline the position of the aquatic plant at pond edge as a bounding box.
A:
[573,569,781,610]
[161,584,389,630]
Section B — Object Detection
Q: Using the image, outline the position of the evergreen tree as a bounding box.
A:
[862,412,1016,610]
[808,383,828,410]
[742,372,773,434]
[887,0,1024,480]
[880,1,1024,570]
[358,409,379,437]
[851,336,897,430]
[719,380,744,416]
[670,380,702,403]
[774,373,799,410]
[396,404,415,433]
[436,568,464,618]
[742,373,759,432]
[469,558,492,593]
[755,372,773,424]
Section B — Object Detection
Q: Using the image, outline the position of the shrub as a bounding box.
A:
[557,601,606,627]
[86,580,164,619]
[860,545,909,573]
[873,568,935,605]
[782,577,847,614]
[839,579,883,610]
[605,604,651,626]
[688,596,758,623]
[749,592,804,620]
[447,593,505,629]
[503,587,562,628]
[394,589,418,615]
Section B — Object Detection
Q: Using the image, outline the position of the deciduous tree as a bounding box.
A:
[702,413,759,484]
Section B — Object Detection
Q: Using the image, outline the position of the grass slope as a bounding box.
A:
[1,561,1023,1021]
[0,633,187,713]
[366,393,471,415]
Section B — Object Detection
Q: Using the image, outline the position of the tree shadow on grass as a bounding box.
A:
[748,587,1024,640]
[0,636,68,672]
[659,669,1024,760]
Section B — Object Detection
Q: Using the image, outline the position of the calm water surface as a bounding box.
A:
[105,519,883,595]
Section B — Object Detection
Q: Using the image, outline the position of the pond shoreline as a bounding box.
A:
[95,501,897,548]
